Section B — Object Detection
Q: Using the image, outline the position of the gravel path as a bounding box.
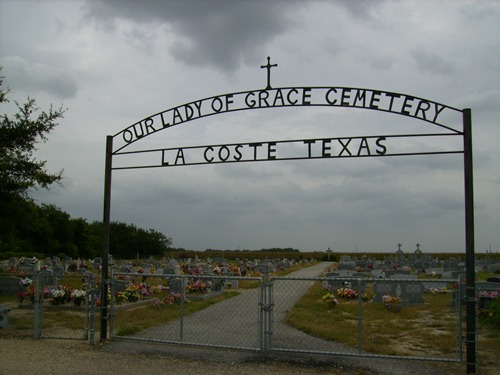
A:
[101,262,464,374]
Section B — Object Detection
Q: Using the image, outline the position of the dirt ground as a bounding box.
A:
[5,335,495,375]
[0,337,366,375]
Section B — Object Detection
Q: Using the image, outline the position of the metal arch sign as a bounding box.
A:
[113,86,461,151]
[101,57,476,373]
[110,85,464,169]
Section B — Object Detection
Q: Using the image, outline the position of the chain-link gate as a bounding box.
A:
[109,273,263,351]
[32,271,98,344]
[109,271,464,364]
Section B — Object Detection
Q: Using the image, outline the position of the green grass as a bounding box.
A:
[113,291,240,336]
[285,281,459,357]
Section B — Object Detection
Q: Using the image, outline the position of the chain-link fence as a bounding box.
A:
[0,271,98,344]
[270,276,462,363]
[1,269,465,364]
[107,271,463,363]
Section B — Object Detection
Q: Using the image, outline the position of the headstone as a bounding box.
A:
[374,280,424,304]
[53,265,65,278]
[487,263,500,273]
[371,270,385,279]
[0,303,11,328]
[39,269,55,286]
[16,263,35,275]
[0,276,22,297]
[113,279,130,293]
[169,278,183,294]
[222,272,239,288]
[254,264,271,274]
[401,281,425,303]
[443,271,465,279]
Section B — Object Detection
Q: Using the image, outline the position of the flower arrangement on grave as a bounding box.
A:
[50,286,70,305]
[322,292,339,307]
[187,279,208,293]
[336,287,358,300]
[361,292,372,302]
[151,293,182,309]
[19,277,33,288]
[137,282,152,297]
[152,284,169,294]
[114,291,129,304]
[123,284,141,302]
[382,295,401,311]
[71,289,86,306]
[426,287,448,295]
[16,277,33,302]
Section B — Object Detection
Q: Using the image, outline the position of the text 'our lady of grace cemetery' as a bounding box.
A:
[111,87,464,169]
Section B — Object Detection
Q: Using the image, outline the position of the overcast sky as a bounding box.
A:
[1,0,499,254]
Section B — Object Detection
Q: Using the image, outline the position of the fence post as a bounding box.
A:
[258,275,265,351]
[357,278,363,354]
[258,272,273,352]
[89,285,96,347]
[33,272,43,339]
[180,276,185,341]
[109,271,115,338]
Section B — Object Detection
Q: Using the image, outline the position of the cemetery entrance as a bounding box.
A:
[102,59,476,371]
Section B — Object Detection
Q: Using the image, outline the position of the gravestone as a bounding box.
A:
[16,263,35,275]
[0,276,21,297]
[422,280,449,291]
[93,258,102,270]
[373,280,424,304]
[113,279,130,293]
[0,303,11,328]
[254,264,271,275]
[53,265,65,278]
[443,271,465,279]
[323,272,344,291]
[67,263,78,272]
[476,280,500,308]
[222,272,239,289]
[39,269,56,286]
[487,263,500,273]
[371,270,385,279]
[169,278,183,294]
[401,281,425,303]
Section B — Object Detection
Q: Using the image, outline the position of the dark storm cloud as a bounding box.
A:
[84,0,302,72]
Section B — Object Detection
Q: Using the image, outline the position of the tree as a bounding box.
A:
[0,67,65,253]
[0,67,65,199]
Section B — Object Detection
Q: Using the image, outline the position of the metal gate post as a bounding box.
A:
[101,135,113,340]
[463,108,476,373]
[258,274,265,351]
[259,273,273,352]
[258,272,273,352]
[267,276,274,351]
